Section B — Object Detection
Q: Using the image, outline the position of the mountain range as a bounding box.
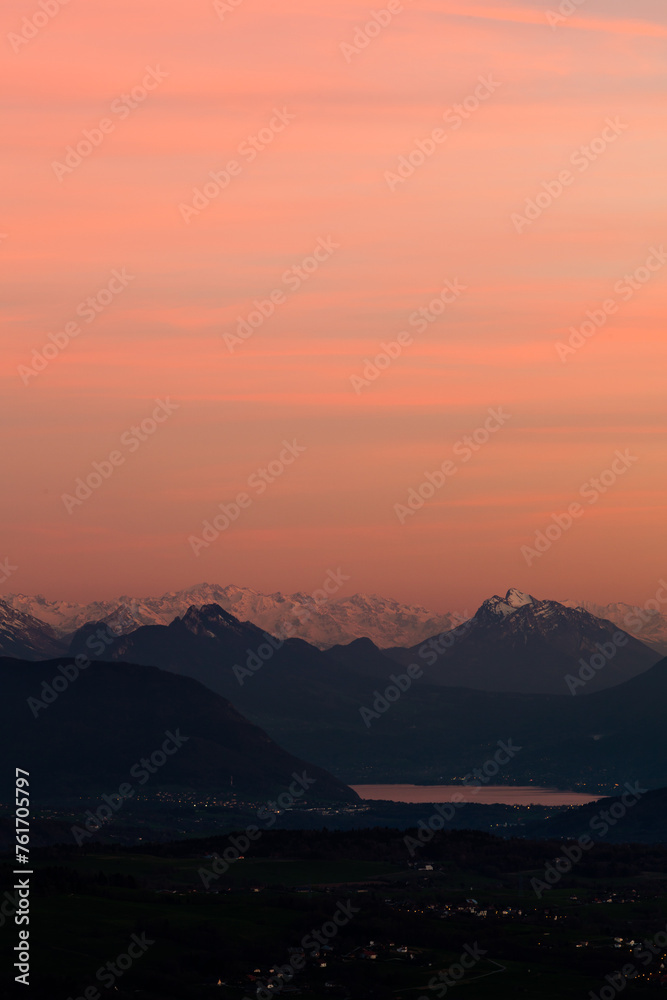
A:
[2,588,660,699]
[0,583,479,649]
[4,581,666,652]
[33,592,661,792]
[5,619,667,797]
[4,582,667,794]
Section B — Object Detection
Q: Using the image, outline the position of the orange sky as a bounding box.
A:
[1,0,665,611]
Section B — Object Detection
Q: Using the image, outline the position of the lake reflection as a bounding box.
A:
[351,784,604,806]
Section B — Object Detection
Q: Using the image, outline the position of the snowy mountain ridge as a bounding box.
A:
[2,583,465,651]
[0,600,66,660]
[470,589,667,655]
[562,596,667,654]
[3,584,666,654]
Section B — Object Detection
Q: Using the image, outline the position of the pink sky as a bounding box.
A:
[1,0,665,611]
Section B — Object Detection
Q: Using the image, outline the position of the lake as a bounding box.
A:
[351,784,604,806]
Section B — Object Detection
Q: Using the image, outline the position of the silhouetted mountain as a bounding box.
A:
[0,656,358,805]
[8,582,667,656]
[85,603,376,725]
[75,601,667,792]
[385,589,660,695]
[326,637,403,678]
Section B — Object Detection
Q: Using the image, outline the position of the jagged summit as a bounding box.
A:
[505,587,535,607]
[473,590,614,639]
[474,588,536,624]
[176,603,254,639]
[2,585,460,650]
[387,590,662,695]
[4,584,667,660]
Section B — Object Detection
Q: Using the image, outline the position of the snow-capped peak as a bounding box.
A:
[505,588,534,608]
[474,588,536,622]
[2,585,463,650]
[6,582,665,657]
